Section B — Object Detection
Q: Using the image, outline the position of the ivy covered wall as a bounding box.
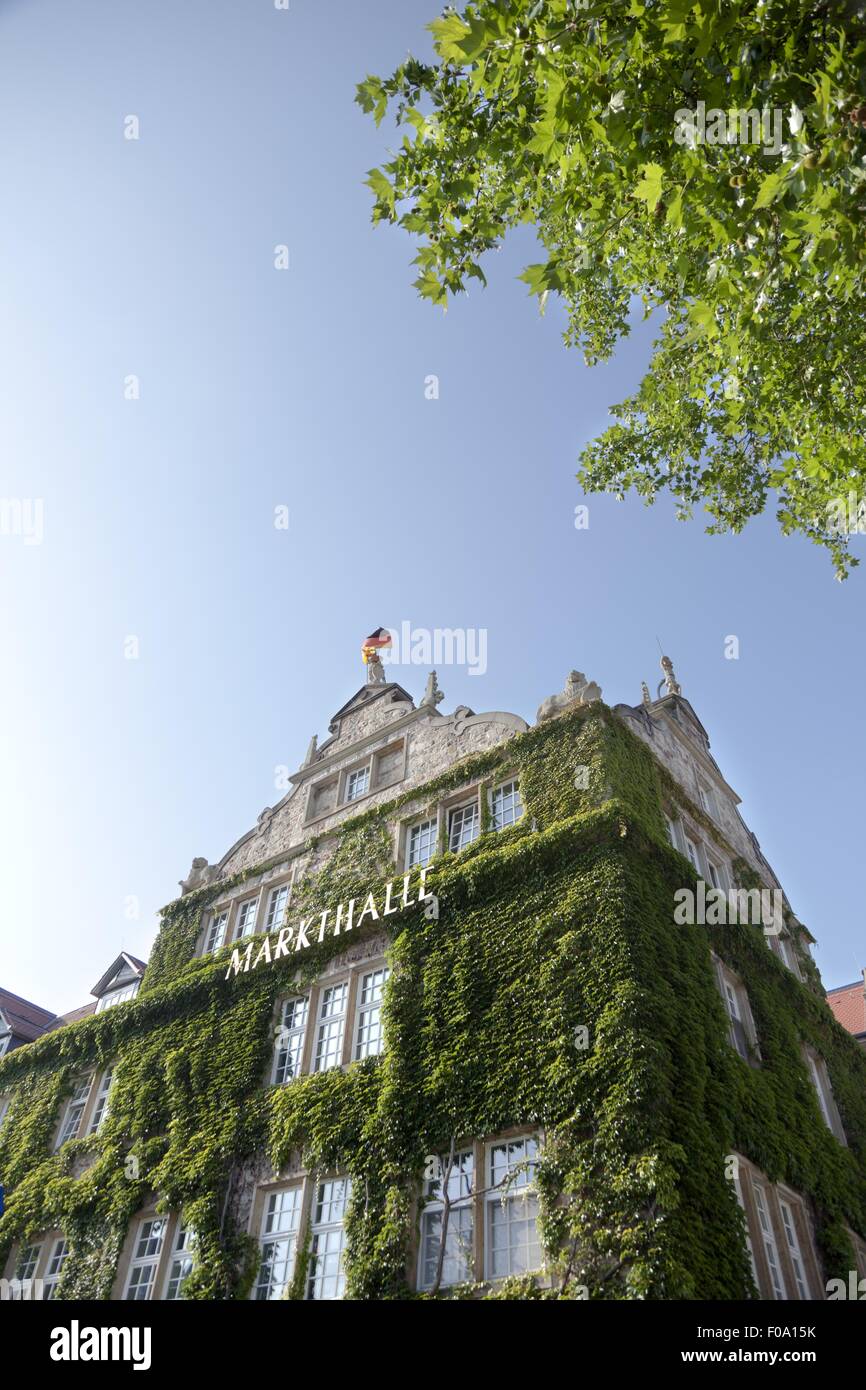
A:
[1,704,864,1299]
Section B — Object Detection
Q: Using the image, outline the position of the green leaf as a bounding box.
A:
[633,162,663,211]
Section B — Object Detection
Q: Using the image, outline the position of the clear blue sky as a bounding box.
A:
[0,0,862,1014]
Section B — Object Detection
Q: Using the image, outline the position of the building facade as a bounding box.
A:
[1,661,865,1300]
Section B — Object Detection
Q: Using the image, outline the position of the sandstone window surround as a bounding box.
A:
[711,954,760,1065]
[415,1128,543,1291]
[87,1067,114,1134]
[768,929,802,980]
[54,1073,95,1149]
[110,1210,191,1301]
[664,809,732,894]
[269,955,391,1086]
[52,1068,121,1151]
[304,739,408,827]
[42,1236,69,1300]
[731,1153,823,1300]
[250,1173,351,1301]
[198,865,298,959]
[803,1046,847,1144]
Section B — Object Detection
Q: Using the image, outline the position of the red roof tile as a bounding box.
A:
[827,979,866,1038]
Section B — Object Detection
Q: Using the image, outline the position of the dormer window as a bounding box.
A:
[92,954,146,1011]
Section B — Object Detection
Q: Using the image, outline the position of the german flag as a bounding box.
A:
[361,627,392,664]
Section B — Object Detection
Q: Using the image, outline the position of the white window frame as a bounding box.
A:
[124,1217,168,1301]
[752,1183,787,1300]
[273,995,310,1084]
[15,1241,42,1282]
[683,833,701,872]
[313,982,348,1072]
[484,1135,542,1281]
[306,1178,351,1301]
[43,1237,69,1300]
[163,1222,196,1301]
[235,896,260,940]
[203,910,229,955]
[712,957,757,1063]
[88,1068,114,1134]
[804,1048,845,1142]
[448,798,480,853]
[55,1074,94,1149]
[344,763,371,804]
[778,1194,811,1299]
[264,882,292,935]
[354,968,389,1060]
[491,778,524,832]
[417,1148,475,1291]
[254,1186,303,1300]
[406,817,437,870]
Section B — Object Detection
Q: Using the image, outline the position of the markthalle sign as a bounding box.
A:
[224,867,435,980]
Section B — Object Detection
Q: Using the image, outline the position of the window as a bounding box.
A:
[732,1167,760,1290]
[698,782,717,819]
[723,980,751,1061]
[752,1184,787,1300]
[491,780,523,831]
[204,911,228,955]
[778,1198,810,1299]
[235,897,259,939]
[56,1075,94,1148]
[683,834,701,872]
[449,800,479,852]
[354,968,389,1060]
[314,983,348,1072]
[165,1224,195,1301]
[15,1242,42,1282]
[713,958,757,1063]
[407,818,437,869]
[273,996,309,1084]
[805,1049,844,1141]
[88,1069,114,1134]
[419,1149,475,1290]
[255,1188,302,1300]
[0,1033,10,1057]
[664,815,679,848]
[485,1136,542,1279]
[345,766,370,802]
[265,885,290,934]
[125,1218,168,1300]
[43,1238,69,1300]
[307,1179,351,1300]
[0,1096,9,1132]
[96,980,140,1012]
[706,858,725,891]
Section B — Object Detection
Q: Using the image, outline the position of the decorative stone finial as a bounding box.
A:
[641,681,652,706]
[537,670,602,723]
[420,670,444,708]
[303,734,318,767]
[659,654,682,697]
